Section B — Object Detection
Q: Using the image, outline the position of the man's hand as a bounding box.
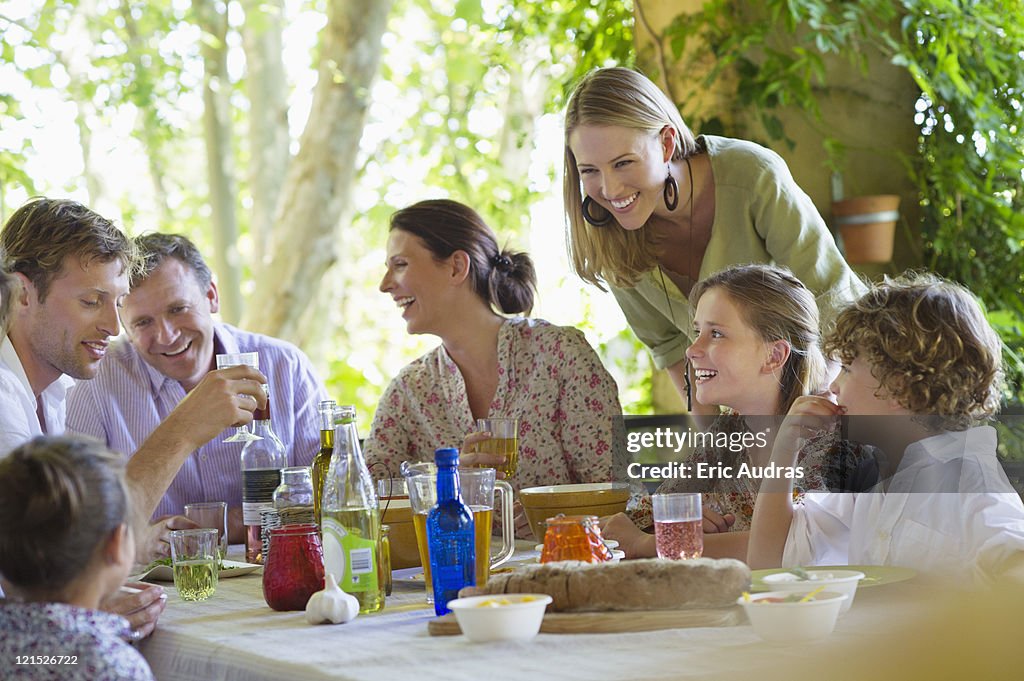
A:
[128,366,269,521]
[136,515,198,564]
[166,365,269,450]
[100,582,167,641]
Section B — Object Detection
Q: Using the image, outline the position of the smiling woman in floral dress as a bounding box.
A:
[363,199,634,537]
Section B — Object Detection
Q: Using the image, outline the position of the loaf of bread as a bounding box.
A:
[468,558,750,612]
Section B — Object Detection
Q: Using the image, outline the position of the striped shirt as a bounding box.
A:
[65,324,327,519]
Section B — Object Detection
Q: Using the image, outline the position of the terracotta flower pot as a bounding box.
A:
[832,195,900,264]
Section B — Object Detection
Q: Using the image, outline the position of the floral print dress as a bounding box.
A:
[364,317,626,536]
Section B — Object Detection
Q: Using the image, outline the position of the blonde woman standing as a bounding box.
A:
[563,67,864,412]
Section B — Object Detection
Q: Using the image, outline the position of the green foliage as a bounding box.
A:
[319,0,638,430]
[662,0,1024,406]
[894,2,1024,403]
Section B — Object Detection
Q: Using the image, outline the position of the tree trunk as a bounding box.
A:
[241,0,289,265]
[242,0,393,341]
[55,2,103,206]
[497,53,546,182]
[195,0,242,324]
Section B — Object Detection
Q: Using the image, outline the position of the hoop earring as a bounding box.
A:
[582,197,613,227]
[664,171,679,211]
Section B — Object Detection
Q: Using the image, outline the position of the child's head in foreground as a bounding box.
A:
[0,435,136,603]
[824,271,1003,431]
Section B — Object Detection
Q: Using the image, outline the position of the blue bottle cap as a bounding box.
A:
[434,447,460,467]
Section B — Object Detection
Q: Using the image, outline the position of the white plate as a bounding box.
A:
[751,565,916,591]
[131,559,261,582]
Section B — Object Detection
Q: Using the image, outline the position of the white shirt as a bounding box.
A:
[0,335,75,456]
[784,426,1024,584]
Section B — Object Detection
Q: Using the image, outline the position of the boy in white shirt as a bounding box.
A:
[748,272,1024,583]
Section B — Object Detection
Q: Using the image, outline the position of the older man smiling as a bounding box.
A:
[66,233,327,546]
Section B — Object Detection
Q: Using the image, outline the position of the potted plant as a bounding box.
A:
[831,194,900,264]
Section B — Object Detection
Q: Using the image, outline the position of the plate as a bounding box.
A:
[393,567,426,584]
[751,565,916,591]
[131,559,261,582]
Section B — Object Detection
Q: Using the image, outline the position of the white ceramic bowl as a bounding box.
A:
[738,591,848,642]
[761,569,865,614]
[447,594,553,643]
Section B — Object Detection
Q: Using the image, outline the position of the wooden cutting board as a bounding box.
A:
[428,606,744,636]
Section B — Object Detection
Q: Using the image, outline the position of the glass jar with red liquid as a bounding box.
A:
[539,514,613,563]
[262,523,325,611]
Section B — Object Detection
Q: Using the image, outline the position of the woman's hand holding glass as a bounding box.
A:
[459,430,508,477]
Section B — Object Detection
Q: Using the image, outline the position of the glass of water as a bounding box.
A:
[215,351,262,442]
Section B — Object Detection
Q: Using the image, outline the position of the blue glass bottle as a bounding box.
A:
[426,447,475,616]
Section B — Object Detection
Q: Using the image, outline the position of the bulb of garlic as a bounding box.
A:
[305,573,360,625]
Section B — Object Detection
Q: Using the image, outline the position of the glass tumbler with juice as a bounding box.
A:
[169,528,219,601]
[475,417,519,477]
[652,492,703,559]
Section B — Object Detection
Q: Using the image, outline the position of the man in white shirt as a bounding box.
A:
[0,197,269,637]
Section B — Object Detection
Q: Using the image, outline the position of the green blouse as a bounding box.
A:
[610,135,866,370]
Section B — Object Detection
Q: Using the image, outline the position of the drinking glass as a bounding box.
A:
[215,352,262,442]
[475,417,519,478]
[169,528,220,601]
[652,492,703,560]
[402,462,514,602]
[183,501,229,560]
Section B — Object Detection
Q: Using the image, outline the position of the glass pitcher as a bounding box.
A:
[400,462,514,602]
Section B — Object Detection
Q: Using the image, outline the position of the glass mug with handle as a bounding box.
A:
[400,462,514,603]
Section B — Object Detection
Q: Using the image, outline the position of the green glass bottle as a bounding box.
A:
[320,406,385,613]
[311,399,336,528]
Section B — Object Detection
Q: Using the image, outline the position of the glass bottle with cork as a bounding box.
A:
[240,385,287,564]
[427,447,475,616]
[320,406,385,613]
[311,399,336,528]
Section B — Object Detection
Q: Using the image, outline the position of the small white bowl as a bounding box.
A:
[447,594,553,642]
[738,591,848,641]
[761,569,864,614]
